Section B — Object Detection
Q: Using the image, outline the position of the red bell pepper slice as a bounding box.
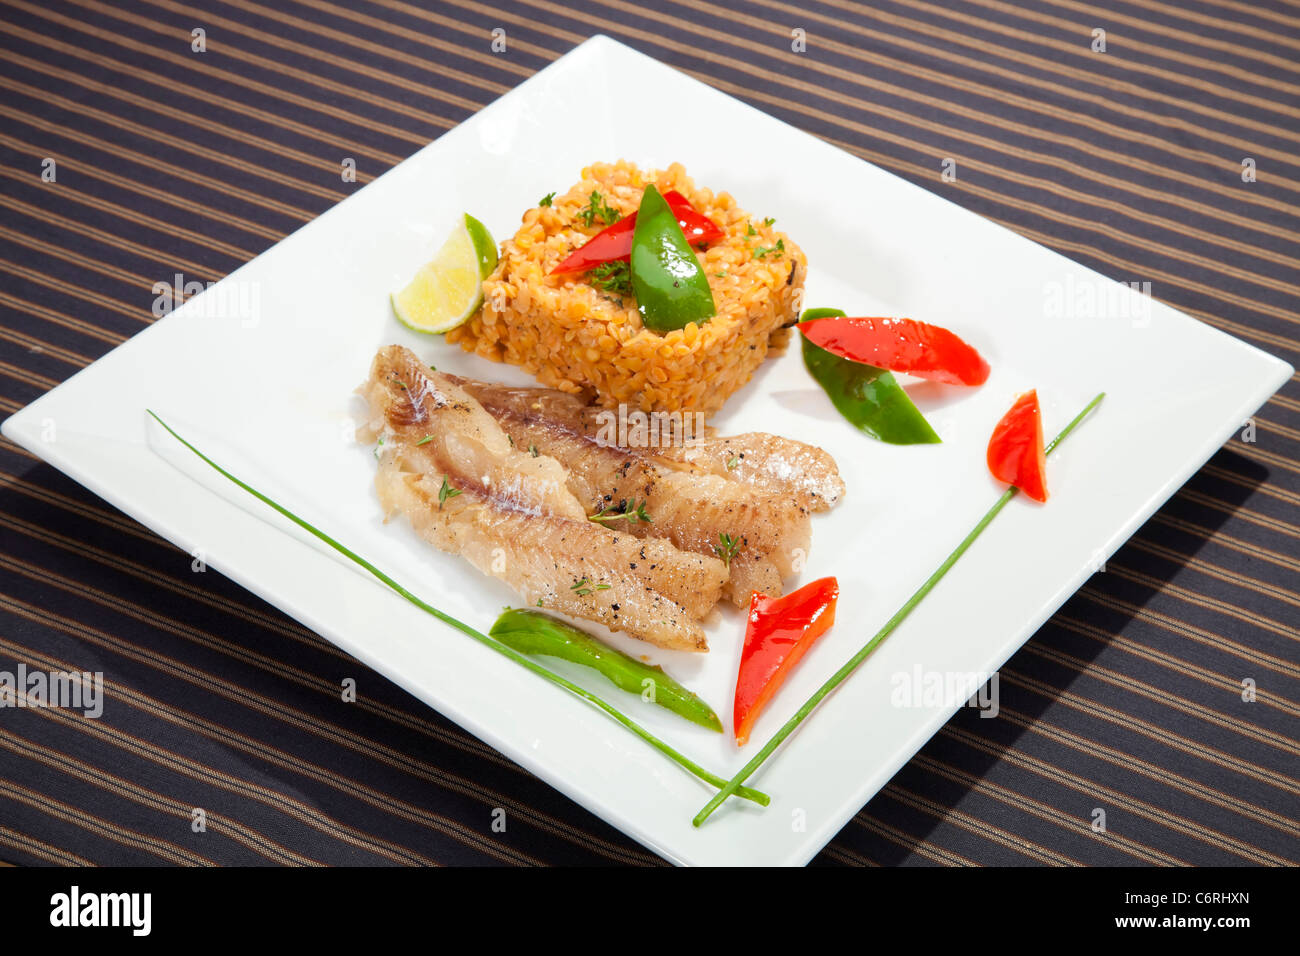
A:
[798,316,991,386]
[550,190,724,276]
[733,576,839,746]
[987,389,1048,502]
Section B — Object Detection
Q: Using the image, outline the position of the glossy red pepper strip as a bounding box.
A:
[549,190,725,276]
[799,316,991,386]
[987,389,1048,502]
[733,577,839,746]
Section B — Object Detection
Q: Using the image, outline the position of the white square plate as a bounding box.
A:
[4,37,1290,866]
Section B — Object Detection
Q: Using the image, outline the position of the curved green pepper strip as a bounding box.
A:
[800,307,941,444]
[629,184,717,332]
[490,608,724,733]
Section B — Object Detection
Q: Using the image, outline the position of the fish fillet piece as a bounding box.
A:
[648,433,845,512]
[360,346,726,651]
[435,373,844,512]
[449,375,813,607]
[359,345,584,520]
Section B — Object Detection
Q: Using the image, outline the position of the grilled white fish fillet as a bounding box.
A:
[447,374,829,606]
[439,374,844,510]
[359,346,725,651]
[648,433,845,512]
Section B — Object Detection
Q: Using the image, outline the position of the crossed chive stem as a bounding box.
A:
[692,391,1106,827]
[145,410,769,808]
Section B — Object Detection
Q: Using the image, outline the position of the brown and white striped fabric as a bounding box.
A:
[0,0,1296,866]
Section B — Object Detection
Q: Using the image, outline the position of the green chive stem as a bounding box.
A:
[146,410,769,807]
[692,392,1104,826]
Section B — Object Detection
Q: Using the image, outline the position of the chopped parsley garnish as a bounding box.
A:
[529,443,539,457]
[763,216,776,226]
[577,190,621,228]
[539,192,556,207]
[715,532,741,568]
[714,271,727,278]
[725,453,739,470]
[746,223,758,237]
[416,435,434,446]
[589,499,653,525]
[373,436,384,458]
[754,238,785,260]
[588,259,633,297]
[438,475,461,509]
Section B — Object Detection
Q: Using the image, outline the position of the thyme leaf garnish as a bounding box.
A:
[570,577,612,597]
[577,191,620,228]
[438,475,461,509]
[714,532,740,567]
[589,499,653,525]
[588,260,632,297]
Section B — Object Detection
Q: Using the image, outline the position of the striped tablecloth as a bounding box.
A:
[1,0,1296,866]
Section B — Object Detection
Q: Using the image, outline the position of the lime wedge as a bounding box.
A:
[464,213,497,279]
[391,213,498,334]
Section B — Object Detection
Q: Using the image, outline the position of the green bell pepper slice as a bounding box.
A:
[629,184,717,332]
[489,608,724,732]
[800,307,941,444]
